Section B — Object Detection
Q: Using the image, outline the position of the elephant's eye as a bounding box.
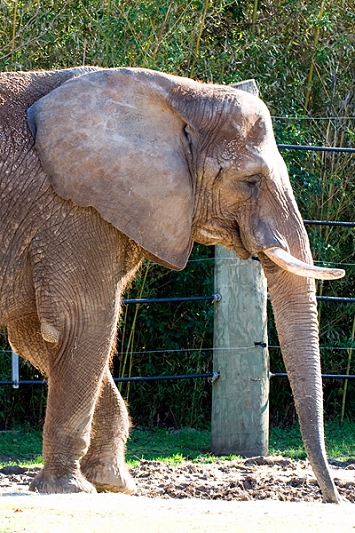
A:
[233,174,260,200]
[244,175,261,186]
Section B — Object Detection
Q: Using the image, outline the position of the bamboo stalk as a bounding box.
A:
[190,0,211,78]
[189,335,205,426]
[11,0,18,56]
[304,1,325,111]
[82,39,87,66]
[121,261,150,400]
[11,1,18,49]
[118,304,129,392]
[341,314,355,423]
[151,4,173,60]
[252,0,259,34]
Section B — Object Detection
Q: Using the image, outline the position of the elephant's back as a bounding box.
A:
[0,67,101,211]
[0,67,100,110]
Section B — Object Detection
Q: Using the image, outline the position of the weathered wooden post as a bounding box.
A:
[211,79,269,457]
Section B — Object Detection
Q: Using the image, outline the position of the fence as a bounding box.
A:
[4,292,355,387]
[1,141,355,442]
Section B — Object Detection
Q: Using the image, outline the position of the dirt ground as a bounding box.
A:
[1,455,354,502]
[0,456,355,532]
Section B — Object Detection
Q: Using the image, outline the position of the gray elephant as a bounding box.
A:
[0,67,344,501]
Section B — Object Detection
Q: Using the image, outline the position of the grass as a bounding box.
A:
[269,420,355,461]
[1,420,355,469]
[0,428,43,466]
[126,427,211,466]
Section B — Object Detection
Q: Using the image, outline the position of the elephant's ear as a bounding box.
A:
[230,79,259,97]
[27,68,194,270]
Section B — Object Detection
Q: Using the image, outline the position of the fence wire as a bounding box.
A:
[1,142,355,390]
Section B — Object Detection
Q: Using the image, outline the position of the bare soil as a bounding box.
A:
[0,458,355,533]
[0,455,354,502]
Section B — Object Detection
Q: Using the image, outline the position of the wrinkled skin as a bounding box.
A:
[0,67,342,501]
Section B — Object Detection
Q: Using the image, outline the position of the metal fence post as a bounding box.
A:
[11,351,19,389]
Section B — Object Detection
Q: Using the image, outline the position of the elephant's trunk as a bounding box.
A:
[261,258,340,503]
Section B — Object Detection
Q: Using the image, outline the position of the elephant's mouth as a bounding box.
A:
[237,219,345,281]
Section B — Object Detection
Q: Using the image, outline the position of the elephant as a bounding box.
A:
[0,66,344,501]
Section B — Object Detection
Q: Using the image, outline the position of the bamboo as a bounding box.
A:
[122,262,150,400]
[118,304,129,392]
[341,314,355,423]
[11,0,18,56]
[151,4,173,60]
[304,1,325,111]
[252,0,259,34]
[190,0,211,78]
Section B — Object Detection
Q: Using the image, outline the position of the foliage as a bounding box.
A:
[115,244,214,428]
[1,0,355,427]
[0,346,46,431]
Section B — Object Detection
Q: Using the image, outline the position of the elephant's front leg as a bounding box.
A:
[29,276,123,493]
[7,313,97,493]
[7,313,99,493]
[27,206,141,494]
[29,318,116,494]
[80,367,136,494]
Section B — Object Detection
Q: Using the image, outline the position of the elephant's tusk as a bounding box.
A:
[264,246,345,280]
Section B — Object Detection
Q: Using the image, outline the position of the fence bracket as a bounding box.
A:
[211,371,220,383]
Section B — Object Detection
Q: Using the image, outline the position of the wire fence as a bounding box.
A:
[278,144,355,153]
[1,141,355,390]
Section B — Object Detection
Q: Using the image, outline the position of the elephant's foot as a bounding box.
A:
[29,467,97,494]
[81,457,136,494]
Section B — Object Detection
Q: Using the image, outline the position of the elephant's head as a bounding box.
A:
[27,68,344,502]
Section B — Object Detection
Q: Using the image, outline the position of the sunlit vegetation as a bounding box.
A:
[1,0,355,429]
